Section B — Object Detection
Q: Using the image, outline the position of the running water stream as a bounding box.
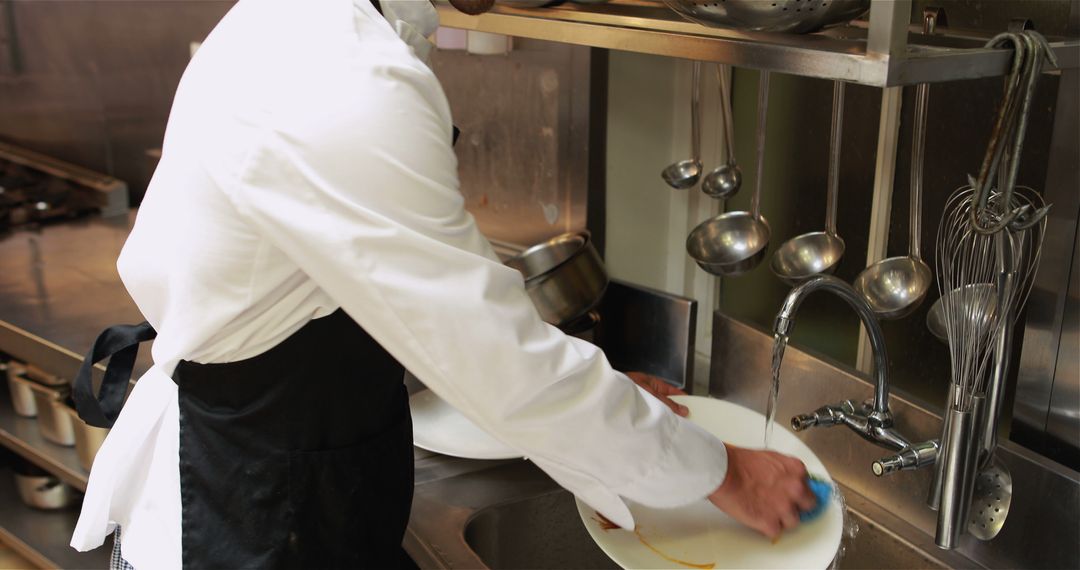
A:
[765,333,788,449]
[767,332,858,565]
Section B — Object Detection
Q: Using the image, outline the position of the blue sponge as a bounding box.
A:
[799,476,834,523]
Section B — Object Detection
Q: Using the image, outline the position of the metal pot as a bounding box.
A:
[504,231,608,328]
[58,400,110,471]
[12,468,80,510]
[26,380,75,446]
[5,361,37,417]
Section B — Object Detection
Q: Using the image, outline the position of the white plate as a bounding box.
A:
[576,395,843,569]
[409,389,521,460]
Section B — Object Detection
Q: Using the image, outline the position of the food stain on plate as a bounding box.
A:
[592,514,621,531]
[592,512,716,569]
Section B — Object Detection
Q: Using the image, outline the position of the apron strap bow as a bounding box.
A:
[73,322,157,428]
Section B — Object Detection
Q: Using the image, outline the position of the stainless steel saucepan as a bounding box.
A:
[13,459,80,510]
[58,400,111,471]
[505,231,608,329]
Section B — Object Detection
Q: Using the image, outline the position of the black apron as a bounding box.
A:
[74,309,413,569]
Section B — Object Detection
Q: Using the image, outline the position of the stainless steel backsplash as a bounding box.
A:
[430,39,600,249]
[0,2,600,245]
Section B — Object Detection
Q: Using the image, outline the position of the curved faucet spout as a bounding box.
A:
[774,275,891,421]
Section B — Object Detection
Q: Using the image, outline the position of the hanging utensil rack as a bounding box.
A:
[436,0,1078,87]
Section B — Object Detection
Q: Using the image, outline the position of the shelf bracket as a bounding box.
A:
[867,0,913,61]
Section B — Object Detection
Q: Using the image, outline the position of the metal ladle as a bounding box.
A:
[854,72,934,319]
[662,61,703,190]
[770,80,847,284]
[686,71,771,276]
[926,283,998,342]
[702,64,741,199]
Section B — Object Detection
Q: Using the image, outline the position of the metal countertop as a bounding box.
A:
[0,213,151,381]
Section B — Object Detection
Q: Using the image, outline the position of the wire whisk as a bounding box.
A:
[935,185,1045,413]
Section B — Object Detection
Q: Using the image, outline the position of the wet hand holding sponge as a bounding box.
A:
[800,475,834,523]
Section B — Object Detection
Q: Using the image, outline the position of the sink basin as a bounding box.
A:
[466,491,617,570]
[464,488,954,570]
[408,459,978,570]
[836,512,947,570]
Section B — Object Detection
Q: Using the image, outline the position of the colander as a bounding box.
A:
[662,0,870,34]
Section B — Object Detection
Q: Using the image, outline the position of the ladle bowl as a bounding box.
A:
[770,232,845,285]
[701,164,741,199]
[661,159,703,190]
[686,211,771,276]
[854,257,933,319]
[926,283,999,343]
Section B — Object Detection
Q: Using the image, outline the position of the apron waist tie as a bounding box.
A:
[73,322,157,428]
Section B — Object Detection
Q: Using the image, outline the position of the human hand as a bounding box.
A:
[625,371,689,417]
[707,444,816,540]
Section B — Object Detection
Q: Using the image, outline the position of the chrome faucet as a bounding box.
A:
[775,275,939,475]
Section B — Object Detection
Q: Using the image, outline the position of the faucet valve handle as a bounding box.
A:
[872,440,940,476]
[791,401,855,432]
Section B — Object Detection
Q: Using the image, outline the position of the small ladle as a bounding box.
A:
[662,61,703,190]
[686,71,772,276]
[854,73,934,319]
[702,64,741,199]
[770,80,847,284]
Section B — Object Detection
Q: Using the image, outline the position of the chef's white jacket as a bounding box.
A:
[71,1,728,567]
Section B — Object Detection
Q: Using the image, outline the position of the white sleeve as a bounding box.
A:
[220,58,727,529]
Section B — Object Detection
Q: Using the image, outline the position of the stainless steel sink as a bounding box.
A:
[835,509,946,570]
[407,458,980,570]
[465,490,618,570]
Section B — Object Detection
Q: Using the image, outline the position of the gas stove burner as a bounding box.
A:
[0,141,129,233]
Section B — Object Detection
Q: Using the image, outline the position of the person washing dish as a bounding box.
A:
[69,1,815,568]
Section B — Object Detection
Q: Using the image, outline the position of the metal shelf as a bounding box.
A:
[0,390,88,493]
[436,0,1078,87]
[0,469,110,569]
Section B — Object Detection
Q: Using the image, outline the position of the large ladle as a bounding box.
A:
[686,71,772,276]
[662,61,703,190]
[770,80,847,284]
[854,68,934,319]
[702,64,741,199]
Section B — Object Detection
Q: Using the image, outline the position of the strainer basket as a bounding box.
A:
[662,0,870,34]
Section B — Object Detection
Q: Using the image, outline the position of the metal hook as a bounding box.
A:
[969,30,1058,235]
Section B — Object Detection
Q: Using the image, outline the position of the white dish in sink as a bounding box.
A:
[575,395,843,569]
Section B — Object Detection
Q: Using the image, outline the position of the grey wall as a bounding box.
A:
[0,0,234,202]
